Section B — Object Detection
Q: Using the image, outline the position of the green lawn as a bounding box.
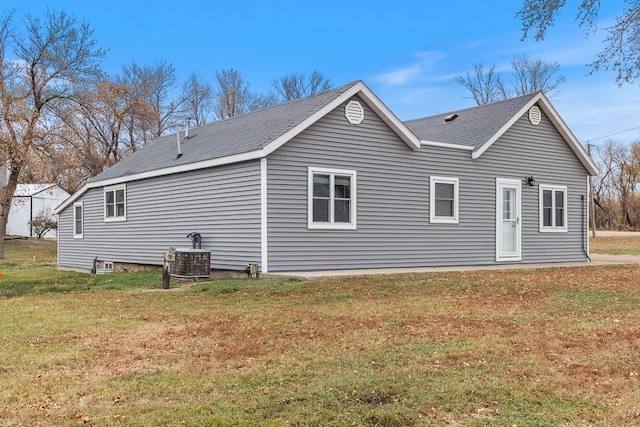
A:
[1,239,639,426]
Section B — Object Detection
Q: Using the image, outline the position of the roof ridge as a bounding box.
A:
[184,80,360,134]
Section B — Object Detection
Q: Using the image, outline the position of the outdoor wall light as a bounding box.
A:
[527,176,536,186]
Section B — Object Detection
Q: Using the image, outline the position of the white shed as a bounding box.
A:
[7,184,70,238]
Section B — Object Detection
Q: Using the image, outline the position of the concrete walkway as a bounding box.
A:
[267,253,640,279]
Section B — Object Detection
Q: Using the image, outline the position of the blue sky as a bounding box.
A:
[5,0,640,145]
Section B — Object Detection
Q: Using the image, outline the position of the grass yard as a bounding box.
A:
[590,233,640,255]
[0,239,639,426]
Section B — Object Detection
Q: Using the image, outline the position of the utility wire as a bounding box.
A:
[584,126,640,143]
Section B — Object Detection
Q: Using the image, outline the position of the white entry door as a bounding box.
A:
[496,178,522,261]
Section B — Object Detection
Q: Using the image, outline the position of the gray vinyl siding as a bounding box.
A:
[58,161,261,271]
[266,97,589,271]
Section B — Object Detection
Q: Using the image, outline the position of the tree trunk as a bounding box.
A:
[0,172,19,259]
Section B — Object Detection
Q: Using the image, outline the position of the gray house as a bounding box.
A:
[55,81,598,273]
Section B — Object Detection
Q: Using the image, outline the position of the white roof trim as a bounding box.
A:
[56,81,421,214]
[261,81,420,157]
[471,93,599,176]
[55,149,266,213]
[422,140,474,151]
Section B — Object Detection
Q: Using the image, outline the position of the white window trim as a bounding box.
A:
[430,176,459,224]
[104,184,127,222]
[308,167,357,230]
[539,184,568,232]
[73,202,83,239]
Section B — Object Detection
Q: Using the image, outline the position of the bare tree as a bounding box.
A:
[0,10,106,257]
[517,0,640,84]
[180,72,213,127]
[272,71,332,101]
[122,60,183,145]
[592,140,640,230]
[212,68,278,120]
[456,56,565,105]
[509,55,565,97]
[454,63,505,105]
[213,68,250,120]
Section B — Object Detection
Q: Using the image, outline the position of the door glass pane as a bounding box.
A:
[501,187,516,253]
[502,189,512,220]
[502,220,516,252]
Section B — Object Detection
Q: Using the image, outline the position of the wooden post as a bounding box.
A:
[162,260,170,289]
[587,143,596,238]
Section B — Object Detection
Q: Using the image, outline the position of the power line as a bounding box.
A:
[584,126,640,144]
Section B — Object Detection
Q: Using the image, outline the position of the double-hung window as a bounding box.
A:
[308,167,356,230]
[430,176,459,224]
[104,184,126,222]
[73,202,83,238]
[539,185,567,232]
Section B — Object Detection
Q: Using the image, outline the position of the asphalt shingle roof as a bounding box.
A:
[90,81,357,183]
[90,84,540,184]
[404,93,538,149]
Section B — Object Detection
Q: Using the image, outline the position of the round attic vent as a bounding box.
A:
[529,106,541,125]
[345,100,364,125]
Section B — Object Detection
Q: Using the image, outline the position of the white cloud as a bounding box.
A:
[373,51,447,86]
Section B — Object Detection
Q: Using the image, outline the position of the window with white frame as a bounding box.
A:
[539,185,567,232]
[308,167,356,230]
[104,184,126,222]
[430,176,459,224]
[73,202,83,238]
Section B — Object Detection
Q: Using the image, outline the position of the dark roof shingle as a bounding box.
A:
[90,81,357,182]
[404,93,538,149]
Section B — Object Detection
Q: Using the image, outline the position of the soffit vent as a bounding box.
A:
[529,106,541,125]
[345,100,364,125]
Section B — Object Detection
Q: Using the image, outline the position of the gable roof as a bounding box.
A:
[405,92,598,175]
[14,184,69,198]
[405,93,538,149]
[56,81,420,213]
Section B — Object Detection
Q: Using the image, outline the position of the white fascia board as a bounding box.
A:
[56,81,423,215]
[422,140,474,151]
[55,148,266,214]
[472,93,542,160]
[261,81,420,156]
[471,93,599,176]
[355,84,421,150]
[535,94,599,176]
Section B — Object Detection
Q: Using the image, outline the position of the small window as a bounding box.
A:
[539,185,567,232]
[73,202,83,238]
[308,167,357,230]
[104,184,126,222]
[430,176,459,224]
